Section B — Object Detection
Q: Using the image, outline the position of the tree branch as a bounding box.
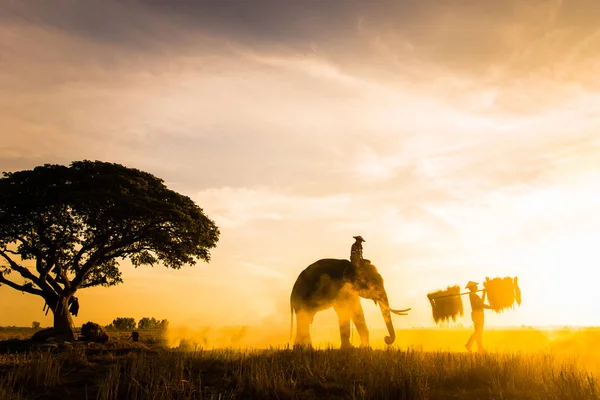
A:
[80,278,108,288]
[107,245,153,260]
[0,272,44,296]
[14,236,53,279]
[0,249,59,298]
[72,231,109,274]
[59,268,71,290]
[70,239,135,289]
[42,274,62,295]
[35,254,45,277]
[17,225,73,293]
[15,236,41,256]
[70,250,108,289]
[0,246,59,297]
[72,242,95,273]
[0,250,40,284]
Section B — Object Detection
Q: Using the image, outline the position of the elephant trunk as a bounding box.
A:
[379,294,396,345]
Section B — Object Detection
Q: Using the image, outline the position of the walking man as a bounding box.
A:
[465,281,490,353]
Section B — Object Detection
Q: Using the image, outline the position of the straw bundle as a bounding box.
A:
[427,285,464,324]
[483,276,521,313]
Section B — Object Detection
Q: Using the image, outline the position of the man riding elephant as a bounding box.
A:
[290,258,411,348]
[351,235,366,268]
[289,234,411,349]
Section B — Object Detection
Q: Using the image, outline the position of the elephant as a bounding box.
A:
[290,258,410,349]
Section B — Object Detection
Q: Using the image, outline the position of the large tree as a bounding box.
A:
[0,161,220,340]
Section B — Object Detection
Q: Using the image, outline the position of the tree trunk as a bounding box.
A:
[52,296,76,341]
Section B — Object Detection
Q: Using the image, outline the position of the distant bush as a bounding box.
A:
[106,317,136,330]
[0,326,18,331]
[138,317,169,330]
[31,321,41,330]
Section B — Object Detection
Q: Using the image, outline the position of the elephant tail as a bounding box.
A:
[289,301,294,342]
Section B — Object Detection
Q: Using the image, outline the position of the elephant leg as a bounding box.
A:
[294,310,313,349]
[333,302,353,349]
[350,298,370,348]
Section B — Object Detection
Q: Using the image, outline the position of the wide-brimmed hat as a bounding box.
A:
[465,281,478,289]
[353,236,365,242]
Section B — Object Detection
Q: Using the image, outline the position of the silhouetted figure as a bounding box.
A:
[465,281,490,353]
[68,296,79,317]
[129,331,139,342]
[350,236,365,267]
[290,258,411,349]
[80,322,109,343]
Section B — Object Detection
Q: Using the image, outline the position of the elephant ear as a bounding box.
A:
[342,262,357,283]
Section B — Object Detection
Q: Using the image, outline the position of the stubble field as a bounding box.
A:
[1,327,599,400]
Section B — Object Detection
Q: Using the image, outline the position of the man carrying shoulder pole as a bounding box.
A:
[465,281,490,353]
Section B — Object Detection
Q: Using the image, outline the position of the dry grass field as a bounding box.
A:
[1,327,599,399]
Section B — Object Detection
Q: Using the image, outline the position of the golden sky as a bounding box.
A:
[1,0,600,332]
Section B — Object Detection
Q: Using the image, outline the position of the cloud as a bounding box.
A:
[5,0,600,89]
[2,0,600,328]
[193,187,361,229]
[239,262,289,280]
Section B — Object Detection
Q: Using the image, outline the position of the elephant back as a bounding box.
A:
[291,259,351,309]
[299,259,349,280]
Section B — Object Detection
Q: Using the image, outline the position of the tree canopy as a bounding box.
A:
[0,160,220,339]
[138,317,169,330]
[107,317,137,330]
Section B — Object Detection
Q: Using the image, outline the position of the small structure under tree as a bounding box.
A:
[0,161,220,341]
